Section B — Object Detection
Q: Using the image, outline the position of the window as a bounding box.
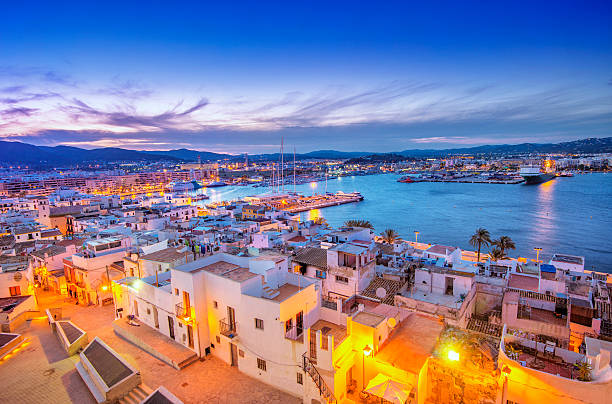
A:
[297,372,303,385]
[335,275,349,284]
[239,349,245,358]
[257,358,267,371]
[174,288,179,296]
[255,318,264,330]
[9,286,20,296]
[316,270,326,279]
[216,336,220,343]
[321,336,328,351]
[213,301,218,308]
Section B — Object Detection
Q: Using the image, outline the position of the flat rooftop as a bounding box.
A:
[376,313,444,373]
[508,274,539,292]
[551,254,584,265]
[269,283,305,302]
[401,289,463,309]
[352,311,386,328]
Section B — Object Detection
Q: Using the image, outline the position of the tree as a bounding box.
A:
[344,219,373,229]
[489,247,507,262]
[493,236,516,257]
[469,228,491,263]
[314,217,327,226]
[381,229,399,244]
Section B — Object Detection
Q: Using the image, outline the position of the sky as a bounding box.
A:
[0,1,611,153]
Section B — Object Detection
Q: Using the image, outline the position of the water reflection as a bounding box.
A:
[526,180,557,259]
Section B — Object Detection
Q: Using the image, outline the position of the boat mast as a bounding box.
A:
[281,136,284,193]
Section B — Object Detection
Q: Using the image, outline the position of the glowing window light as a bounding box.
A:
[447,349,460,362]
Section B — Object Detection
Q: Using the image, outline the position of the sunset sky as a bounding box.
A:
[1,1,611,153]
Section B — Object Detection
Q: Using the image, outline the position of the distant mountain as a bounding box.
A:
[143,148,230,161]
[1,137,610,166]
[397,137,612,157]
[0,141,183,165]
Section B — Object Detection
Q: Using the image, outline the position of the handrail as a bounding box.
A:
[302,353,336,403]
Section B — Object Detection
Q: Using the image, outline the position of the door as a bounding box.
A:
[168,316,175,339]
[230,343,238,366]
[227,306,236,331]
[153,307,159,329]
[133,300,139,317]
[187,325,194,348]
[445,277,454,295]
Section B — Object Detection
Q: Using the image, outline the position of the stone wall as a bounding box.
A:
[425,358,499,404]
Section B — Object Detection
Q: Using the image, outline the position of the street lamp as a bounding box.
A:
[534,247,542,268]
[362,345,372,390]
[414,231,419,244]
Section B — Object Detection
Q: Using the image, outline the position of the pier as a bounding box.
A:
[282,192,364,213]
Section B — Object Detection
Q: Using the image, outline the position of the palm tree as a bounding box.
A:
[469,228,491,263]
[344,219,373,229]
[493,236,516,257]
[575,359,592,381]
[313,217,327,226]
[381,229,399,244]
[489,247,507,262]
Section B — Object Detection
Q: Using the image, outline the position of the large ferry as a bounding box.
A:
[166,180,203,192]
[520,160,556,185]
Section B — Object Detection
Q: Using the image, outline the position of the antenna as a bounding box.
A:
[281,136,284,193]
[293,146,296,193]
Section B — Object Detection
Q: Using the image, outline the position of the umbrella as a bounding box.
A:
[364,373,411,404]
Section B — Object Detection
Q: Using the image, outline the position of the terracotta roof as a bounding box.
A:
[293,247,327,269]
[40,228,62,237]
[362,277,406,305]
[30,245,67,259]
[426,244,457,255]
[140,247,186,263]
[287,235,307,243]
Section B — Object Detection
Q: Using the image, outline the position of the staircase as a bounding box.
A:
[302,353,337,404]
[262,282,280,299]
[118,384,153,404]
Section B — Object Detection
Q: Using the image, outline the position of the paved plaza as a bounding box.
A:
[0,291,301,404]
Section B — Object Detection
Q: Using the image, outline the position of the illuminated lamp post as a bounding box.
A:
[362,344,372,390]
[534,247,542,269]
[414,231,420,244]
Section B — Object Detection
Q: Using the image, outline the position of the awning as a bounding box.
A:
[365,373,413,404]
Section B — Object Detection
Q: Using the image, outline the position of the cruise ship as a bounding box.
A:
[520,160,556,185]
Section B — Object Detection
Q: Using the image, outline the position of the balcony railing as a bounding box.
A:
[285,325,304,341]
[175,303,193,323]
[321,298,337,310]
[220,318,237,338]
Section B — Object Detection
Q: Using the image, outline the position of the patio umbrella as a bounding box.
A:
[364,373,411,404]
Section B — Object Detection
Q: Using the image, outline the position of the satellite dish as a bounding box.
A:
[387,317,397,328]
[375,287,387,299]
[13,272,23,282]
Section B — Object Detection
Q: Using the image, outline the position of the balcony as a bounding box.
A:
[285,325,304,342]
[175,303,193,323]
[219,318,237,338]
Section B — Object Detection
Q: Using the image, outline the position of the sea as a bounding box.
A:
[191,173,612,273]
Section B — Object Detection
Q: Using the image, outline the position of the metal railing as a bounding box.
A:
[285,325,304,341]
[302,353,336,403]
[321,298,337,310]
[220,318,237,338]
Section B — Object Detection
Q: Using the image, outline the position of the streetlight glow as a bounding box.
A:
[447,349,460,362]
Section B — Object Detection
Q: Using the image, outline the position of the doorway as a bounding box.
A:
[187,325,194,348]
[133,300,139,317]
[153,307,159,329]
[168,316,175,339]
[227,306,236,331]
[296,311,304,335]
[445,277,454,295]
[230,343,238,366]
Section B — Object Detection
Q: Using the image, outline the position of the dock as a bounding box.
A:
[282,192,364,213]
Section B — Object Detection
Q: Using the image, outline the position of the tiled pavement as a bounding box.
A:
[0,291,301,404]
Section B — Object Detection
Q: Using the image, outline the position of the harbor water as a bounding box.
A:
[193,173,612,273]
